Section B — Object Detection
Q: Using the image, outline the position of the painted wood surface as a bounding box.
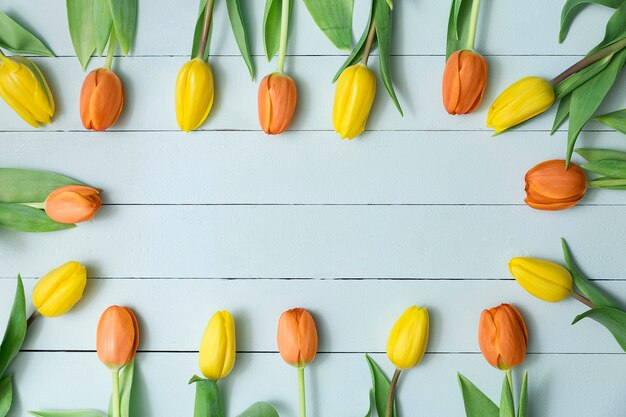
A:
[0,0,625,416]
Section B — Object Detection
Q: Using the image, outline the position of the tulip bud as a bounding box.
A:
[32,261,87,317]
[80,68,124,131]
[509,257,573,302]
[332,64,376,140]
[487,76,555,133]
[0,54,55,128]
[175,58,215,132]
[45,185,102,224]
[525,160,587,211]
[442,50,488,115]
[199,310,236,380]
[386,306,429,370]
[478,304,528,370]
[277,308,318,368]
[258,72,297,135]
[96,306,139,371]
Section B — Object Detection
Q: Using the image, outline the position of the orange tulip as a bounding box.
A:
[525,159,587,211]
[80,68,124,131]
[277,308,318,368]
[258,72,297,135]
[96,306,139,370]
[45,185,102,224]
[478,304,528,370]
[442,50,488,115]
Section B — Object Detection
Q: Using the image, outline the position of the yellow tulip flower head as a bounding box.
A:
[509,257,573,302]
[0,54,55,128]
[199,310,236,380]
[32,261,87,317]
[332,63,376,140]
[386,306,429,370]
[487,76,554,134]
[175,58,214,132]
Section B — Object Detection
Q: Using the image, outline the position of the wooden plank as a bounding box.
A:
[1,278,622,353]
[8,352,626,416]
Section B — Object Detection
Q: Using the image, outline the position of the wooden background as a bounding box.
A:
[1,0,625,416]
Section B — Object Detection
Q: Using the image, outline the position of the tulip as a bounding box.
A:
[386,305,429,370]
[44,185,102,224]
[524,160,587,211]
[32,261,87,317]
[258,72,297,135]
[442,50,488,115]
[0,54,55,127]
[332,63,376,140]
[478,304,528,370]
[487,76,555,133]
[509,257,573,302]
[277,308,318,368]
[199,310,236,380]
[80,68,124,131]
[175,58,215,132]
[96,306,139,371]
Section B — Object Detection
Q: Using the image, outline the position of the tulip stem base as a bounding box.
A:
[466,0,481,50]
[276,0,291,73]
[298,367,306,417]
[572,291,595,309]
[26,311,40,328]
[105,29,117,70]
[111,369,121,417]
[18,202,45,209]
[361,18,377,66]
[385,369,401,417]
[197,0,215,61]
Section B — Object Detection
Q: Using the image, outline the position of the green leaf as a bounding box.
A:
[263,0,291,61]
[457,373,499,417]
[94,0,113,56]
[499,374,515,417]
[0,203,75,233]
[0,168,83,204]
[446,0,477,59]
[191,0,214,60]
[374,0,402,115]
[572,307,626,351]
[565,47,626,165]
[108,0,137,55]
[582,159,626,178]
[303,0,353,50]
[559,0,624,43]
[0,375,12,417]
[551,94,571,133]
[29,411,104,417]
[0,275,26,377]
[365,354,396,417]
[363,389,374,417]
[226,0,255,78]
[189,377,224,417]
[554,55,612,100]
[575,147,626,162]
[120,361,134,417]
[588,177,626,189]
[236,402,279,417]
[0,11,54,56]
[589,2,626,53]
[561,238,620,309]
[332,0,374,83]
[595,109,626,133]
[517,372,527,417]
[67,0,97,69]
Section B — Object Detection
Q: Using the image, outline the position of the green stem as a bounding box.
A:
[196,0,215,61]
[105,29,117,70]
[572,291,595,308]
[551,36,626,85]
[360,17,377,65]
[466,0,481,50]
[18,202,46,209]
[276,0,291,73]
[385,369,401,417]
[111,369,121,417]
[298,367,306,417]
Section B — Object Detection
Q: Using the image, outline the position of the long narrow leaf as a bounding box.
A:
[303,0,353,50]
[551,94,571,133]
[596,108,626,133]
[582,159,626,178]
[226,0,255,78]
[374,0,402,115]
[589,2,626,53]
[517,372,528,417]
[191,0,214,60]
[94,0,113,56]
[365,354,397,417]
[446,0,476,59]
[67,0,97,69]
[576,147,626,162]
[263,0,283,61]
[554,55,612,100]
[0,12,54,56]
[236,402,279,417]
[29,411,104,417]
[0,375,11,417]
[0,203,75,232]
[119,361,134,417]
[0,168,82,204]
[189,377,224,417]
[457,373,499,417]
[0,276,26,377]
[499,374,515,417]
[559,0,624,43]
[572,307,626,351]
[333,0,374,82]
[108,0,137,55]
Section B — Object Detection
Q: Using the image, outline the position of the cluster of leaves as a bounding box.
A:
[446,0,481,59]
[362,354,397,417]
[0,277,27,417]
[552,0,626,165]
[458,371,528,417]
[561,239,626,351]
[66,0,138,69]
[0,11,54,56]
[0,169,84,232]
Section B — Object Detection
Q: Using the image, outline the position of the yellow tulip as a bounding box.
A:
[199,310,236,380]
[509,257,573,302]
[487,76,555,134]
[32,261,87,317]
[386,306,429,370]
[175,58,214,132]
[332,63,376,140]
[0,54,55,128]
